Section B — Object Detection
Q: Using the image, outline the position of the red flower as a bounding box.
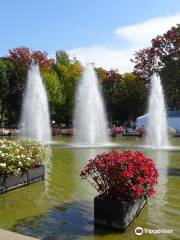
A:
[123,170,135,177]
[80,150,159,201]
[139,177,147,184]
[132,185,143,197]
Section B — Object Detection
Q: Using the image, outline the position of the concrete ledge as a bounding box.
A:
[0,229,39,240]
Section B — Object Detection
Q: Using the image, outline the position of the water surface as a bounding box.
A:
[0,136,179,240]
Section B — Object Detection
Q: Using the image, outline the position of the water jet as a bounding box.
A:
[19,64,51,142]
[73,63,109,145]
[146,74,169,148]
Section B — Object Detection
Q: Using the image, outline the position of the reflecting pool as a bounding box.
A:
[0,136,179,240]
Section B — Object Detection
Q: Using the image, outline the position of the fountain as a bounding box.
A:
[19,64,51,142]
[146,74,169,148]
[73,63,109,145]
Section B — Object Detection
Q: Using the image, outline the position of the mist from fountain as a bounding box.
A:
[19,64,51,142]
[73,63,109,145]
[146,74,169,148]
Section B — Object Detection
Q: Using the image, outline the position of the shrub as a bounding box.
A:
[0,139,50,175]
[80,150,159,201]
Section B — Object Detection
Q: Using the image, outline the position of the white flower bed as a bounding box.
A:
[0,139,50,175]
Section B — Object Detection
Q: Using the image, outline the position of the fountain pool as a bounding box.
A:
[0,136,179,240]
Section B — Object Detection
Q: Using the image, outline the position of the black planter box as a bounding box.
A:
[5,171,27,188]
[0,166,45,194]
[0,175,5,190]
[94,195,147,230]
[27,165,45,183]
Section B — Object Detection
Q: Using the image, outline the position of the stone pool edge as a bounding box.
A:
[0,229,39,240]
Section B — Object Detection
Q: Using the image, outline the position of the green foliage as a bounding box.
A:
[0,58,19,126]
[99,70,148,122]
[43,72,64,106]
[56,50,70,66]
[0,139,50,175]
[43,71,65,123]
[53,50,83,123]
[95,67,107,83]
[120,73,148,119]
[0,58,9,98]
[0,58,9,124]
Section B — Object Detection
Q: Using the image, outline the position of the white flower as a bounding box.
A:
[0,162,6,167]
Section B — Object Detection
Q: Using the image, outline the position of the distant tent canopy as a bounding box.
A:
[136,111,180,131]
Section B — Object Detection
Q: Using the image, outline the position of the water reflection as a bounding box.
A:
[44,147,52,193]
[145,151,180,239]
[72,148,106,201]
[13,201,93,240]
[147,151,169,227]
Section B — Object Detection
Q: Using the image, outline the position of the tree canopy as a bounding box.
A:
[0,23,179,127]
[97,69,148,122]
[53,51,83,123]
[132,24,180,110]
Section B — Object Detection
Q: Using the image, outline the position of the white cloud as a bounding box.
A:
[115,13,180,48]
[68,46,135,72]
[68,14,180,73]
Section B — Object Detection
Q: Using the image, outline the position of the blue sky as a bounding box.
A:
[0,0,180,72]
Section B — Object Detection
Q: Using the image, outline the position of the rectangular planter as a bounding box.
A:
[27,165,45,183]
[5,171,27,188]
[0,175,5,191]
[94,195,147,230]
[0,165,45,194]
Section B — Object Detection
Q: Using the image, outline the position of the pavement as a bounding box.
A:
[0,229,39,240]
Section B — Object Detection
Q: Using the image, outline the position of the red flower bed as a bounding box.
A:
[80,150,159,201]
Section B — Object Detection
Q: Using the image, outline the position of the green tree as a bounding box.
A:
[0,58,21,126]
[96,67,107,83]
[99,70,148,123]
[43,72,64,106]
[54,51,83,124]
[43,72,64,122]
[100,70,123,122]
[0,58,10,126]
[120,73,148,120]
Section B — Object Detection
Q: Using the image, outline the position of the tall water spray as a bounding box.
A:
[146,74,169,148]
[20,64,51,142]
[74,63,109,144]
